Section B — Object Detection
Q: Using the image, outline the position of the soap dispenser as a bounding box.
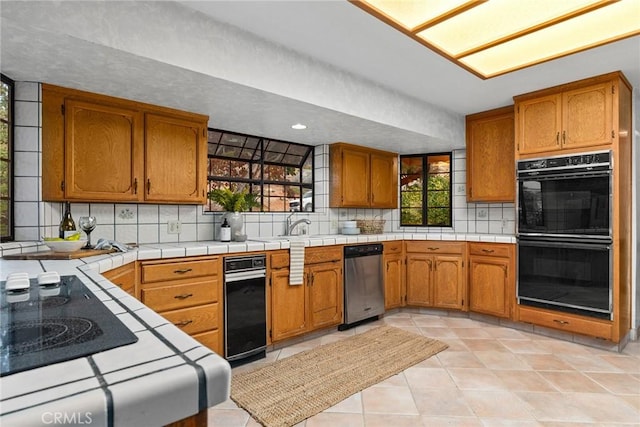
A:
[220,218,231,242]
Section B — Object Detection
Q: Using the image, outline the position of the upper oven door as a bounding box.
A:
[517,168,611,238]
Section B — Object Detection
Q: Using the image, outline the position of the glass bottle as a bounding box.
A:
[220,218,231,242]
[59,201,77,239]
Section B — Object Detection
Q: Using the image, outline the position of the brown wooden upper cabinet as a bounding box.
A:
[42,84,208,204]
[465,106,515,202]
[514,72,628,158]
[329,142,398,208]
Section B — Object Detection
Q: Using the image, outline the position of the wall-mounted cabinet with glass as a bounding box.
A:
[206,129,314,212]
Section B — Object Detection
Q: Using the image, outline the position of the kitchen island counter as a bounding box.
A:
[0,255,231,427]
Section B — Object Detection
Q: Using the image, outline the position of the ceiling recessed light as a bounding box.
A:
[351,0,640,79]
[291,123,307,130]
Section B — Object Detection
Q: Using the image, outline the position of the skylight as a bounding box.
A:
[350,0,640,78]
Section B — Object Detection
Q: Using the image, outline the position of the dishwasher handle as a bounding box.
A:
[225,269,267,283]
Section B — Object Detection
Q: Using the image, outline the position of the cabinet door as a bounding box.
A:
[516,94,562,155]
[64,99,142,201]
[469,257,510,318]
[103,263,137,297]
[406,254,432,306]
[145,113,207,204]
[433,255,465,310]
[307,263,343,330]
[370,152,398,208]
[466,107,515,202]
[383,254,404,310]
[339,148,370,207]
[563,82,613,149]
[270,269,307,341]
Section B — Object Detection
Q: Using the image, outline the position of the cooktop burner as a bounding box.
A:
[1,275,138,376]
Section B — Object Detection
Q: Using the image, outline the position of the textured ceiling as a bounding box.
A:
[1,1,638,154]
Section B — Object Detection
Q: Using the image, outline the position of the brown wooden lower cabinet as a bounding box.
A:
[467,242,515,319]
[139,256,223,355]
[165,409,207,427]
[405,241,466,310]
[102,262,137,298]
[383,241,404,310]
[517,305,613,340]
[270,246,343,342]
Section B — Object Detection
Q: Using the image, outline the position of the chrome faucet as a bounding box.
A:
[286,213,311,236]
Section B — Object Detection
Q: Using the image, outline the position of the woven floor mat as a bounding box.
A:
[231,325,448,427]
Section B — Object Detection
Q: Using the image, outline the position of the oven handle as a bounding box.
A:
[225,269,266,283]
[518,239,610,251]
[517,169,610,181]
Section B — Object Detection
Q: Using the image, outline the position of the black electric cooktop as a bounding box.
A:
[0,275,138,376]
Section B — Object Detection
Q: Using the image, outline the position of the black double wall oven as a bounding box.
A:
[516,151,613,320]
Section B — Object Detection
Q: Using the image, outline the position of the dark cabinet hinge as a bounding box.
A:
[269,330,272,339]
[61,104,65,115]
[612,130,615,139]
[61,181,65,191]
[612,85,615,94]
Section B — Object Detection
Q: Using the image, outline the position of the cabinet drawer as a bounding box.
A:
[468,243,512,258]
[517,305,612,340]
[405,241,464,254]
[192,330,220,354]
[162,303,219,335]
[305,246,342,264]
[141,279,217,312]
[141,258,218,284]
[383,241,402,254]
[270,251,290,269]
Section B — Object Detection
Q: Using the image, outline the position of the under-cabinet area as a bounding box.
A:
[97,232,636,360]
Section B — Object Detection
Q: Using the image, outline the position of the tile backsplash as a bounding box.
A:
[7,81,515,247]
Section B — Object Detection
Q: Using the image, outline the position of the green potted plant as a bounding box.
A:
[207,187,260,241]
[207,187,260,212]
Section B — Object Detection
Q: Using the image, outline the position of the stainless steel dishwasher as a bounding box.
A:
[340,243,384,330]
[224,254,266,366]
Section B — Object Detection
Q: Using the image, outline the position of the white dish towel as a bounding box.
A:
[289,239,306,285]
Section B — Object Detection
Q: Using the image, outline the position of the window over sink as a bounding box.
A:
[400,152,452,227]
[206,129,314,213]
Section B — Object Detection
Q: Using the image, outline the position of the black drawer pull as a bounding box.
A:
[174,268,193,274]
[174,320,193,327]
[174,293,193,300]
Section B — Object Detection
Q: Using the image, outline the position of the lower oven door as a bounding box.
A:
[517,238,612,320]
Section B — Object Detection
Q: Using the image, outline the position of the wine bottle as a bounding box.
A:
[59,201,77,239]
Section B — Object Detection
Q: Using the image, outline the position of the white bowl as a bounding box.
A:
[43,240,87,252]
[341,227,360,235]
[342,221,358,228]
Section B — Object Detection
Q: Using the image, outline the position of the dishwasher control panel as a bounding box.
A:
[224,255,266,273]
[344,243,383,258]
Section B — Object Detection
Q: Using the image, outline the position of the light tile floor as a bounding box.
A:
[209,312,640,426]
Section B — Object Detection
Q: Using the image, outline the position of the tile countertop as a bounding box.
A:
[0,232,513,425]
[0,256,232,426]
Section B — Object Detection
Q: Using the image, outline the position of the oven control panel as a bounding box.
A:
[518,151,611,172]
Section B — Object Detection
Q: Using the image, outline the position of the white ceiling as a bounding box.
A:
[1,1,639,154]
[180,0,640,114]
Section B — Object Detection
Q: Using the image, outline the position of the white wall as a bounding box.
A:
[7,82,514,247]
